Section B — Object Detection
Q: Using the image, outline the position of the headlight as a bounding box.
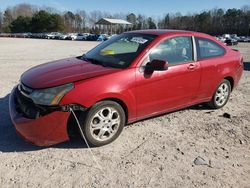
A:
[29,83,73,106]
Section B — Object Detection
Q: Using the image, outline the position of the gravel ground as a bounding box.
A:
[0,38,249,188]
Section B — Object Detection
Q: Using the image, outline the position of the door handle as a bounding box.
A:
[187,63,197,70]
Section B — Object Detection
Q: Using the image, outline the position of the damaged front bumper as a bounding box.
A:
[9,86,85,146]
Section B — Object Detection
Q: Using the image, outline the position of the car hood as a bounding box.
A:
[21,57,120,89]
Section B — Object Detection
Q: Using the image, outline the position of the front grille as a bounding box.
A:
[15,88,40,119]
[14,86,61,119]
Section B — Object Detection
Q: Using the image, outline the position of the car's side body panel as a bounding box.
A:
[135,61,202,119]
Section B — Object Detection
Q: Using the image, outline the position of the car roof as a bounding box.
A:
[126,29,209,37]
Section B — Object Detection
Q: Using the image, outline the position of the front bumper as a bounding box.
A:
[9,87,71,146]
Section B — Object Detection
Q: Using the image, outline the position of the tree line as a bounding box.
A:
[0,3,249,35]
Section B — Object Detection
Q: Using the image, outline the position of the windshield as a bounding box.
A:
[82,33,156,68]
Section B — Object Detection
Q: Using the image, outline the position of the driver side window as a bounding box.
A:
[147,36,194,65]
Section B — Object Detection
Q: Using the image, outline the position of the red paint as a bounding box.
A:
[9,87,70,146]
[21,57,120,89]
[9,30,243,146]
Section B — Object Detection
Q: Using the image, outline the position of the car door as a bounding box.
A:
[194,37,227,99]
[136,36,201,119]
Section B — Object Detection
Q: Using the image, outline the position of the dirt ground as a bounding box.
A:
[0,38,249,188]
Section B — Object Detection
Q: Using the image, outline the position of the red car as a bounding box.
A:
[9,30,243,147]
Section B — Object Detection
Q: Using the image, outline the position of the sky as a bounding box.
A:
[0,0,250,16]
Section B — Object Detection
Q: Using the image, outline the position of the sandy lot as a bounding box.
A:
[0,38,249,187]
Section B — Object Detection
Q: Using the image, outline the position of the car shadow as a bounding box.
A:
[0,94,87,153]
[243,62,250,71]
[187,103,210,110]
[128,103,211,126]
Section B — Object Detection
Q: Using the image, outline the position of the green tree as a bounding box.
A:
[158,14,170,29]
[78,10,87,32]
[30,11,65,32]
[126,13,137,30]
[64,11,75,32]
[136,14,143,30]
[223,8,243,34]
[0,11,3,32]
[242,8,250,35]
[10,16,31,32]
[74,13,82,32]
[147,17,157,29]
[3,8,13,32]
[48,13,65,32]
[194,12,212,33]
[30,10,51,32]
[210,8,225,35]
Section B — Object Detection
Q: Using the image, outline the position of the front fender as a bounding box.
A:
[60,69,137,122]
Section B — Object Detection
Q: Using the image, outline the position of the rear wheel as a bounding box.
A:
[79,101,125,147]
[207,79,231,109]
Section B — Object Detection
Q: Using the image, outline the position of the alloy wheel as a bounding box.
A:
[89,107,121,141]
[214,83,230,107]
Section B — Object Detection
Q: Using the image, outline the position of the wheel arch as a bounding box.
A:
[224,76,234,90]
[97,97,129,124]
[66,97,129,138]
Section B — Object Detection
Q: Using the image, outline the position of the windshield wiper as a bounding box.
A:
[81,54,91,62]
[90,58,105,66]
[81,55,107,67]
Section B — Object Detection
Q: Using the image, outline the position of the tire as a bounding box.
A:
[79,101,126,147]
[207,79,231,109]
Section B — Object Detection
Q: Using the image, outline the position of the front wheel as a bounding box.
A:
[207,79,231,109]
[79,101,125,147]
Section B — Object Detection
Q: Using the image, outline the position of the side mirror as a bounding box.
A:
[145,59,168,72]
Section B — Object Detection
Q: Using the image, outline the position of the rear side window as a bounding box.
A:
[196,37,225,59]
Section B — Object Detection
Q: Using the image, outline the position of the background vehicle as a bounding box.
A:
[86,34,99,41]
[238,36,250,42]
[23,33,32,38]
[225,38,238,45]
[217,36,226,43]
[71,33,88,40]
[46,32,61,39]
[59,33,69,40]
[97,34,108,41]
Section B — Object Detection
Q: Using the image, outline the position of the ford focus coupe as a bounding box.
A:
[9,30,243,147]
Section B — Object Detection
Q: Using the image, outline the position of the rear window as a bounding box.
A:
[196,37,225,59]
